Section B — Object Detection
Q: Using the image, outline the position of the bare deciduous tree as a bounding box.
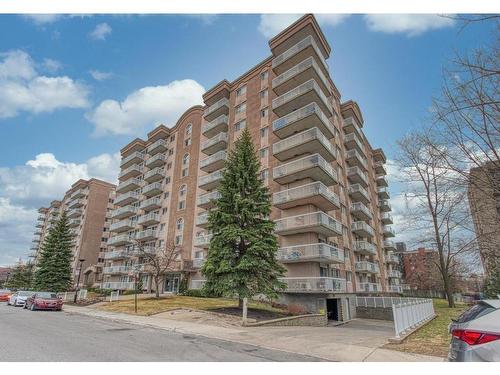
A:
[133,241,183,298]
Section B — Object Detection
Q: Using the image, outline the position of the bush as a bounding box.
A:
[122,289,143,295]
[182,289,219,298]
[87,287,113,296]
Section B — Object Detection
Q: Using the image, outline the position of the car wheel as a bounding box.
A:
[30,303,36,311]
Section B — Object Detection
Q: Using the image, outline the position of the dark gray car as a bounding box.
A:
[448,300,500,362]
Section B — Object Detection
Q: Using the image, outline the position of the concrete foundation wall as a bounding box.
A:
[356,306,393,321]
[245,314,327,327]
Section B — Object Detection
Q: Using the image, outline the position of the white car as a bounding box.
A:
[8,291,35,307]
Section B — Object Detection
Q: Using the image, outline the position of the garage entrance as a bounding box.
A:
[327,298,340,321]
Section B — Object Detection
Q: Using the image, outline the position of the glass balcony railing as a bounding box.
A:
[344,132,365,156]
[112,205,138,219]
[196,212,209,227]
[351,221,375,237]
[114,191,140,206]
[104,249,130,260]
[200,150,226,172]
[144,167,164,182]
[347,166,369,187]
[272,127,336,162]
[383,225,395,237]
[194,234,213,248]
[145,153,167,168]
[103,265,132,274]
[197,190,221,208]
[353,241,377,256]
[110,219,135,233]
[272,35,328,73]
[147,139,168,155]
[198,170,224,190]
[138,213,160,225]
[204,97,229,120]
[348,184,370,203]
[355,261,380,274]
[136,229,158,241]
[272,56,330,95]
[379,199,392,212]
[273,153,337,185]
[201,132,228,154]
[387,269,402,278]
[272,181,339,210]
[343,116,363,137]
[119,165,144,180]
[142,182,162,197]
[272,102,334,139]
[120,151,144,168]
[277,243,344,263]
[346,149,368,170]
[202,115,229,137]
[275,211,342,236]
[140,197,162,211]
[272,79,333,116]
[279,277,346,293]
[107,233,135,246]
[358,282,381,293]
[117,178,143,193]
[351,202,373,220]
[102,281,135,290]
[383,239,396,250]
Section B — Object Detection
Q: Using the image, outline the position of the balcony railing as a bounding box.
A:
[68,218,81,227]
[110,219,135,233]
[272,127,336,162]
[386,253,400,264]
[102,281,135,290]
[114,191,140,206]
[201,132,228,155]
[388,285,403,293]
[381,212,393,225]
[272,102,334,139]
[377,187,390,199]
[355,261,380,274]
[275,211,342,236]
[374,161,387,175]
[119,165,143,180]
[198,169,224,190]
[379,199,392,212]
[200,150,226,172]
[273,153,337,185]
[196,212,209,227]
[70,188,88,200]
[144,167,165,182]
[104,249,130,260]
[204,97,230,121]
[197,190,221,209]
[384,239,396,250]
[194,234,212,248]
[343,116,363,137]
[136,229,158,241]
[344,132,365,156]
[346,149,368,170]
[279,277,346,293]
[138,212,160,226]
[67,208,83,218]
[202,115,229,138]
[277,243,344,263]
[68,199,85,209]
[140,197,162,211]
[388,270,402,278]
[358,282,382,293]
[147,139,168,155]
[351,221,375,237]
[376,175,389,187]
[103,265,132,274]
[272,56,330,95]
[116,178,143,194]
[348,184,370,204]
[145,153,167,168]
[108,233,135,246]
[142,182,162,197]
[272,181,339,211]
[190,279,206,290]
[347,166,369,187]
[272,35,328,74]
[354,241,377,256]
[383,225,396,237]
[112,205,138,219]
[120,151,144,168]
[192,258,206,269]
[351,202,373,221]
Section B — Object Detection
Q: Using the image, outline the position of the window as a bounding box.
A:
[260,71,268,81]
[236,85,246,97]
[185,123,192,137]
[235,103,246,114]
[181,168,189,177]
[162,207,168,214]
[176,218,184,231]
[178,200,186,210]
[183,153,190,166]
[169,149,174,156]
[184,138,191,147]
[165,177,171,185]
[160,223,166,231]
[166,162,172,170]
[195,250,203,259]
[179,184,187,197]
[261,108,268,118]
[260,89,268,98]
[234,120,246,132]
[175,234,183,246]
[260,127,268,138]
[259,169,269,181]
[260,148,268,159]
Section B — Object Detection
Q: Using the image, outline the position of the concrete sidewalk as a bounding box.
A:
[63,305,443,362]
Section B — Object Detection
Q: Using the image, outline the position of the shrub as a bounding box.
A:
[287,303,307,315]
[182,289,219,298]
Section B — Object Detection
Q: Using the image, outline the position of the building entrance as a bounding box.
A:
[327,298,339,320]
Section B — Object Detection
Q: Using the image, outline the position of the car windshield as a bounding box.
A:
[0,290,10,295]
[454,302,496,324]
[18,291,33,296]
[37,292,58,299]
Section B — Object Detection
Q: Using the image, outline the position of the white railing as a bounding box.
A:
[273,153,337,182]
[102,281,135,290]
[204,97,229,117]
[392,299,435,338]
[201,132,228,151]
[271,35,328,72]
[355,296,422,308]
[202,115,228,135]
[272,79,332,115]
[272,102,334,138]
[277,243,344,263]
[272,127,336,158]
[197,190,221,207]
[275,211,342,235]
[272,181,339,208]
[272,56,330,93]
[279,277,346,293]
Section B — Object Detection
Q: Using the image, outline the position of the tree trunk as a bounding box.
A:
[238,297,243,309]
[442,274,455,308]
[154,276,160,298]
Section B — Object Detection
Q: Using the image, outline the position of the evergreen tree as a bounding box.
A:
[33,212,74,292]
[201,128,286,306]
[5,262,34,290]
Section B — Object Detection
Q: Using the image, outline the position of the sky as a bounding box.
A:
[0,14,496,266]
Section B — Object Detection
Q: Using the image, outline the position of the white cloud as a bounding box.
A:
[89,23,112,40]
[258,14,349,38]
[89,70,113,81]
[185,14,219,26]
[42,58,62,73]
[363,14,455,36]
[86,79,205,136]
[0,152,121,266]
[0,50,89,118]
[23,14,62,25]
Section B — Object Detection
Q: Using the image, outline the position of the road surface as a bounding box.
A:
[0,303,319,361]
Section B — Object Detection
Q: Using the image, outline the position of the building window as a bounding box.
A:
[181,168,189,177]
[178,200,185,210]
[260,127,268,138]
[259,169,269,181]
[260,71,268,81]
[165,177,171,185]
[236,85,246,97]
[260,108,268,118]
[160,223,166,231]
[166,162,172,170]
[179,184,187,197]
[175,234,183,246]
[234,120,246,132]
[260,89,268,98]
[169,149,174,156]
[176,218,184,231]
[184,138,191,147]
[185,123,192,137]
[183,153,190,166]
[235,102,246,114]
[260,148,268,159]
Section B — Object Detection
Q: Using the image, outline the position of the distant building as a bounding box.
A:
[468,161,500,278]
[0,267,12,286]
[401,247,442,292]
[395,242,407,252]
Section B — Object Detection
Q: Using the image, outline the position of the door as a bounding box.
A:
[327,299,339,320]
[165,274,180,293]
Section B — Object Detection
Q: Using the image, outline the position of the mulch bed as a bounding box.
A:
[209,307,290,321]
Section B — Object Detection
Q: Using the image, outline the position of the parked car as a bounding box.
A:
[448,299,500,362]
[24,292,63,311]
[8,291,35,306]
[0,289,12,302]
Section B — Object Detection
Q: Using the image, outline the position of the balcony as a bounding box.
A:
[190,279,206,289]
[202,115,229,138]
[103,265,132,274]
[102,281,135,290]
[377,187,390,200]
[279,277,346,293]
[68,199,85,209]
[272,102,334,140]
[272,35,328,76]
[136,229,158,241]
[348,184,370,204]
[140,197,162,211]
[68,218,81,227]
[379,199,392,212]
[272,56,330,97]
[376,175,388,187]
[358,282,381,293]
[204,97,230,122]
[37,215,46,221]
[386,252,400,264]
[353,241,377,256]
[147,139,168,155]
[145,153,167,168]
[273,153,337,186]
[384,239,396,251]
[272,127,336,162]
[347,166,369,187]
[112,205,138,220]
[194,234,212,248]
[272,79,333,118]
[144,167,164,183]
[138,213,160,226]
[119,165,143,181]
[388,269,402,278]
[198,170,224,191]
[67,209,83,218]
[32,236,40,243]
[71,188,87,200]
[197,191,221,210]
[272,181,340,211]
[201,132,228,155]
[193,258,206,269]
[104,249,129,260]
[381,212,393,224]
[351,221,374,238]
[343,116,363,138]
[275,211,342,237]
[142,182,163,198]
[108,233,135,247]
[196,212,209,228]
[200,150,226,173]
[383,225,395,237]
[388,285,403,293]
[110,219,135,233]
[355,261,380,274]
[374,161,387,175]
[116,178,143,194]
[277,243,344,264]
[344,132,365,156]
[114,191,140,207]
[351,202,372,221]
[121,151,144,169]
[346,149,368,170]
[35,221,44,228]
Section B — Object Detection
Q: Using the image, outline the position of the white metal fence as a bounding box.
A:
[392,299,435,338]
[355,296,421,308]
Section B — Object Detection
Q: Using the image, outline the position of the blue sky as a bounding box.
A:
[0,14,496,266]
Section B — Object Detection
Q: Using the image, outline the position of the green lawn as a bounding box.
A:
[384,298,468,358]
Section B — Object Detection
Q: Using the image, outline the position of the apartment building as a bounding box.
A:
[29,178,115,287]
[401,247,442,292]
[104,14,398,319]
[468,161,500,278]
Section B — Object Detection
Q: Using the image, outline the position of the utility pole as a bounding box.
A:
[73,259,85,303]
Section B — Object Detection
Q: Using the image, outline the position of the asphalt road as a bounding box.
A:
[0,303,319,361]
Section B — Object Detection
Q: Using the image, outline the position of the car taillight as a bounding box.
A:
[452,329,500,346]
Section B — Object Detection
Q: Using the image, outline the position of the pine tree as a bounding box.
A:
[5,262,33,290]
[201,128,286,306]
[33,212,74,292]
